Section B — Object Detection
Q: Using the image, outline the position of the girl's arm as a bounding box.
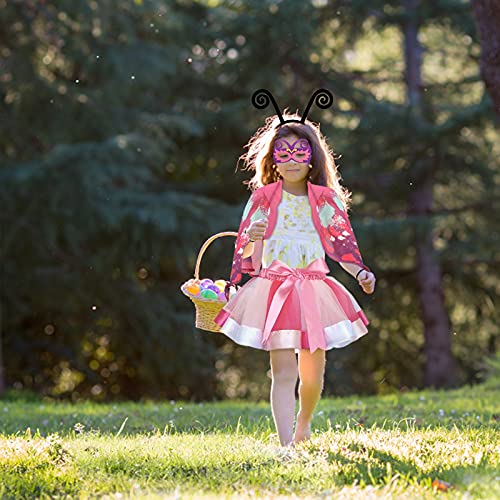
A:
[226,190,262,297]
[239,195,256,260]
[238,193,267,259]
[338,262,364,279]
[242,240,254,258]
[320,189,372,274]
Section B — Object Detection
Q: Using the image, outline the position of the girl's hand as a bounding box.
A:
[357,270,376,294]
[246,219,268,241]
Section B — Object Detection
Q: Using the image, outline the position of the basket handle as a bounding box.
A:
[194,231,239,280]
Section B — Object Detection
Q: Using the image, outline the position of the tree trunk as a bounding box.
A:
[403,0,457,388]
[472,0,500,116]
[409,174,457,387]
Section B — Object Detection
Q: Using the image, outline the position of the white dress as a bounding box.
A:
[262,190,325,269]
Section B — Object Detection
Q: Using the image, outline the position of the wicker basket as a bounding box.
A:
[180,231,239,333]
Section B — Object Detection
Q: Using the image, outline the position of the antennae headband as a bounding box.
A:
[251,88,333,126]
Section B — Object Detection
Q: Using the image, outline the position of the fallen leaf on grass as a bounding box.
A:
[432,479,452,491]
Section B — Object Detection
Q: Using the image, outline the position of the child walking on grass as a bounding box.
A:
[213,89,376,447]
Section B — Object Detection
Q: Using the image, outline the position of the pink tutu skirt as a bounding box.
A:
[214,258,369,353]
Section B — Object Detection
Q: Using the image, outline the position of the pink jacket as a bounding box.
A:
[226,179,371,298]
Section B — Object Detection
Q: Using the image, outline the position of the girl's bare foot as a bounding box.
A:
[292,420,311,444]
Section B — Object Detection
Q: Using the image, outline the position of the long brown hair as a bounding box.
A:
[237,110,353,211]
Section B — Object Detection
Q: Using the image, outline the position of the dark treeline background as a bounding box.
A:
[0,0,498,402]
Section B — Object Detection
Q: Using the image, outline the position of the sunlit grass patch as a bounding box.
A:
[0,431,79,498]
[0,382,499,498]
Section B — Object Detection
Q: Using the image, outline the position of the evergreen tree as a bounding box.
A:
[0,0,497,400]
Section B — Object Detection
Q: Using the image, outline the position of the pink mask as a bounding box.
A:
[273,138,312,164]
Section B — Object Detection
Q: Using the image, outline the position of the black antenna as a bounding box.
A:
[251,89,285,124]
[251,88,333,126]
[300,89,333,123]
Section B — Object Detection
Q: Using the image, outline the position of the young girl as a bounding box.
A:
[213,99,376,448]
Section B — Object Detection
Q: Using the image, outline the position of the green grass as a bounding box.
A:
[0,381,499,499]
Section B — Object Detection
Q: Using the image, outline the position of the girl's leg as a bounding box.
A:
[269,349,299,447]
[293,348,326,443]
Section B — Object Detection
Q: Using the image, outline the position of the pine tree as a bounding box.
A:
[1,0,497,399]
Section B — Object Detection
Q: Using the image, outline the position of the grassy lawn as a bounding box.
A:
[0,380,499,499]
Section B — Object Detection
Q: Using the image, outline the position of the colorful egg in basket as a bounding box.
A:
[183,279,236,301]
[199,278,214,288]
[180,231,239,333]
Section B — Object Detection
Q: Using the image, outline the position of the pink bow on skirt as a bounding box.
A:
[259,259,330,353]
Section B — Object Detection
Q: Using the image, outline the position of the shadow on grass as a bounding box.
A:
[0,387,498,436]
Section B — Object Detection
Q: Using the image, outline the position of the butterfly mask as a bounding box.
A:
[273,138,312,164]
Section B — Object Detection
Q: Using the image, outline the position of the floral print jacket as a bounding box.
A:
[225,179,371,298]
